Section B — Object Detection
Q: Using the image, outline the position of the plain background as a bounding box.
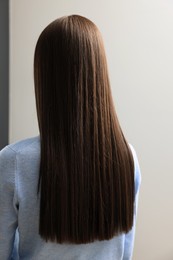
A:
[9,0,173,259]
[0,0,9,149]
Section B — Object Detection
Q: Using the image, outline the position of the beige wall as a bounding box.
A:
[10,0,173,259]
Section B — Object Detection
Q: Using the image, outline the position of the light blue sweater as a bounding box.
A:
[0,136,141,260]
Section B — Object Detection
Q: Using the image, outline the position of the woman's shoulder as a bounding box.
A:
[128,143,142,196]
[0,135,41,185]
[0,135,40,155]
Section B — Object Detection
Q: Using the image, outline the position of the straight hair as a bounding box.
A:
[34,14,135,244]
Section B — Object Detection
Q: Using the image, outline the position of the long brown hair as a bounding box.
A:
[34,14,134,244]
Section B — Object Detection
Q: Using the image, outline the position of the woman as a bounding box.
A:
[0,15,141,259]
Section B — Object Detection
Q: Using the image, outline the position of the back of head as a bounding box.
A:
[34,14,135,244]
[34,15,111,132]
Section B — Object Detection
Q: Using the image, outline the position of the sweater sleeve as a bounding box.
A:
[122,144,142,260]
[0,146,18,259]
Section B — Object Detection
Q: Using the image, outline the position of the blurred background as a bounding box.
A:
[0,0,173,259]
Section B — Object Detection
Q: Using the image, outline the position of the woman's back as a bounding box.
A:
[0,14,141,259]
[0,136,141,259]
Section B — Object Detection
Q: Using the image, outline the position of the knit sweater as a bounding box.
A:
[0,136,141,260]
